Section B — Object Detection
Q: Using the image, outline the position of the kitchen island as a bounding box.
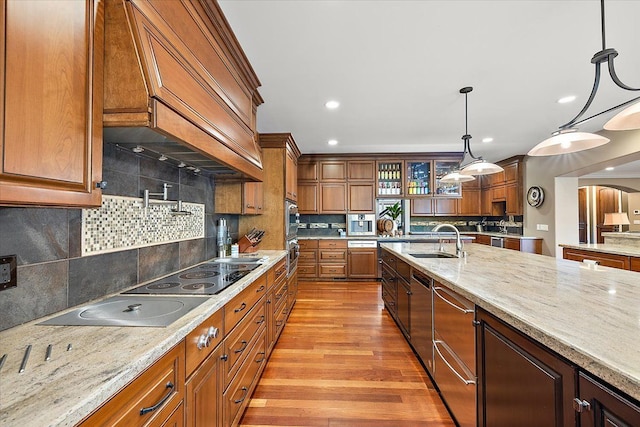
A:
[0,251,286,427]
[380,242,640,403]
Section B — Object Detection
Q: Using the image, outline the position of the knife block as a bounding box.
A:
[238,235,259,253]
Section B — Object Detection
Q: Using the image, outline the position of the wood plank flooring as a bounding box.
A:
[239,281,455,427]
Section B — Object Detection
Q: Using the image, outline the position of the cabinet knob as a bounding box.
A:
[573,398,591,413]
[95,181,107,189]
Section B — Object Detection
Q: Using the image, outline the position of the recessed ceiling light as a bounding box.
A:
[482,137,493,143]
[325,100,340,109]
[328,139,338,146]
[605,167,615,171]
[557,95,576,104]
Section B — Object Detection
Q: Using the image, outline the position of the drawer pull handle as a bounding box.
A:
[433,287,474,314]
[256,315,265,324]
[256,352,266,363]
[234,340,248,354]
[234,302,247,313]
[140,382,174,415]
[234,386,249,404]
[257,285,265,293]
[433,341,475,386]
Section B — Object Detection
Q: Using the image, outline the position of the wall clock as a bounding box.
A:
[526,186,545,208]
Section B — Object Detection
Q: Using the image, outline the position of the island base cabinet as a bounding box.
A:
[476,308,576,427]
[577,372,640,427]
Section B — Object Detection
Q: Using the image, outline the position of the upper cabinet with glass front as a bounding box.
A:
[406,161,431,195]
[376,160,404,197]
[434,160,462,197]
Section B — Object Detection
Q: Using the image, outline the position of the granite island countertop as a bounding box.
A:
[298,232,540,241]
[559,242,640,257]
[0,250,286,427]
[379,242,640,401]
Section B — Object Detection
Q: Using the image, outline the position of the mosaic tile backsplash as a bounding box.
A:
[82,196,205,256]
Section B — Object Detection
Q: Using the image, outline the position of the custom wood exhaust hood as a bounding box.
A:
[103,0,264,181]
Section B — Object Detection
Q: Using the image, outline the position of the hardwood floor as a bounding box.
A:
[239,281,455,427]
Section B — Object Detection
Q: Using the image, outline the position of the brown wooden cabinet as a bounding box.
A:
[563,247,631,270]
[1,0,104,207]
[459,182,482,216]
[285,147,298,202]
[214,181,263,215]
[577,372,640,427]
[298,239,318,278]
[347,247,378,279]
[185,345,223,427]
[319,182,347,213]
[505,182,521,215]
[348,160,376,181]
[318,240,347,278]
[296,183,319,214]
[411,198,434,215]
[237,133,301,249]
[477,308,576,427]
[320,161,346,181]
[348,182,375,213]
[631,257,640,272]
[79,341,185,427]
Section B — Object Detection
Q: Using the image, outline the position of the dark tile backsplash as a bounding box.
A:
[0,143,238,331]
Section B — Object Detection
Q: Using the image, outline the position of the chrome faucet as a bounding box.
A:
[433,223,463,257]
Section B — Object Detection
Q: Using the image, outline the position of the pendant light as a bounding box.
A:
[528,0,640,156]
[441,87,503,183]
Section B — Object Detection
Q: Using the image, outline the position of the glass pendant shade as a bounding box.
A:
[440,170,476,183]
[604,101,640,130]
[527,128,610,156]
[460,160,504,175]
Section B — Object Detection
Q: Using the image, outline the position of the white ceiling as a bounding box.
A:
[218,0,640,173]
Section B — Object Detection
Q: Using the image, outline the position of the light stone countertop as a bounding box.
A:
[380,242,640,401]
[602,232,640,240]
[559,242,640,257]
[0,250,286,427]
[298,232,540,241]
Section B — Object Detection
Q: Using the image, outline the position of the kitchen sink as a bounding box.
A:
[409,252,459,259]
[38,295,209,327]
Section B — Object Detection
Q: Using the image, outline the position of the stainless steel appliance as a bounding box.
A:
[285,201,299,240]
[286,238,300,276]
[410,271,433,373]
[347,213,375,236]
[123,260,262,295]
[39,295,210,327]
[490,236,504,248]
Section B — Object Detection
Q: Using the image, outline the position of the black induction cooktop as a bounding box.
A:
[123,261,260,295]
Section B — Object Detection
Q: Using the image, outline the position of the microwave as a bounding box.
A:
[347,213,376,236]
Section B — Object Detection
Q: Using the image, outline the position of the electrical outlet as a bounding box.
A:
[536,224,549,231]
[0,255,17,291]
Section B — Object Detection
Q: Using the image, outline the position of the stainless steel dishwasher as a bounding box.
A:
[410,270,433,374]
[433,282,476,427]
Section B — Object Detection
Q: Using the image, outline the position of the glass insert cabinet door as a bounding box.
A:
[377,161,403,196]
[406,161,431,195]
[434,160,462,196]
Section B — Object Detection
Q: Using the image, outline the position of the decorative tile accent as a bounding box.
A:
[82,196,205,256]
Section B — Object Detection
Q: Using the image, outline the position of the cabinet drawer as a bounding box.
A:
[224,329,267,427]
[223,303,266,389]
[185,309,224,378]
[79,341,185,427]
[563,248,630,270]
[433,284,475,374]
[381,251,397,270]
[267,258,287,289]
[299,249,318,263]
[318,264,347,278]
[319,249,347,262]
[318,239,347,249]
[271,278,288,313]
[298,239,318,250]
[297,263,318,278]
[225,273,267,333]
[273,294,289,339]
[434,339,476,427]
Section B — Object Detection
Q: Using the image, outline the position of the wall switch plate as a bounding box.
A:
[536,224,549,231]
[634,220,640,225]
[0,255,17,291]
